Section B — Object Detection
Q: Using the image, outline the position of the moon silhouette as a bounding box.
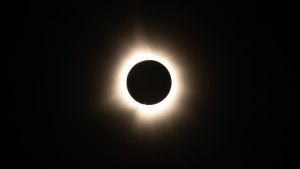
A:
[126,60,172,105]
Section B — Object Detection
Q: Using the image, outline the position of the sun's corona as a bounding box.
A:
[114,46,183,121]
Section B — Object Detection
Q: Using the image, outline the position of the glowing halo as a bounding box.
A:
[113,46,183,121]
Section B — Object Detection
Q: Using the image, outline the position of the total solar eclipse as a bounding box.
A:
[126,60,172,105]
[111,48,183,120]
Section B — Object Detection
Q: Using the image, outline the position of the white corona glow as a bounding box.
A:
[115,46,183,121]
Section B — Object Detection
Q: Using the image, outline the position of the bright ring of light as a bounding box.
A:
[115,46,183,121]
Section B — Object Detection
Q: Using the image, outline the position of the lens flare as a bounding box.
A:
[113,46,184,121]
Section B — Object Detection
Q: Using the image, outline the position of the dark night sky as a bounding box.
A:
[9,1,296,168]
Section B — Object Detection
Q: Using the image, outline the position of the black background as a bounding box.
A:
[9,1,296,168]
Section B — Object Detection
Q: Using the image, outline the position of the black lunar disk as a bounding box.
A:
[126,60,172,105]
